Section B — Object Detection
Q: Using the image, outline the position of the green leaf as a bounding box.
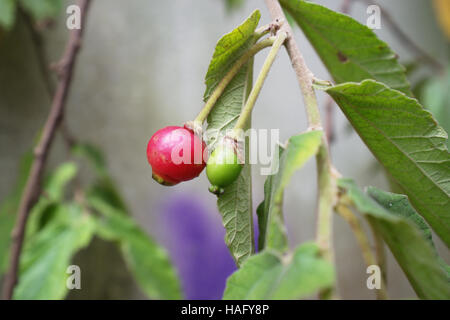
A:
[44,162,77,201]
[0,0,17,30]
[338,179,450,299]
[205,11,261,266]
[0,152,32,272]
[367,186,450,279]
[223,242,334,299]
[72,143,107,175]
[217,162,255,267]
[367,187,433,244]
[88,177,129,213]
[19,0,62,21]
[25,199,56,238]
[87,195,182,300]
[72,142,128,212]
[203,9,260,101]
[14,203,95,300]
[326,80,450,247]
[257,131,323,252]
[0,157,75,275]
[280,0,411,95]
[256,174,274,251]
[25,162,78,238]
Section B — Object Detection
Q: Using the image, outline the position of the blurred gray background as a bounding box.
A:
[0,0,448,299]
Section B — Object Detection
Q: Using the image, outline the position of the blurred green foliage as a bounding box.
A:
[0,0,62,31]
[0,0,17,30]
[0,143,182,300]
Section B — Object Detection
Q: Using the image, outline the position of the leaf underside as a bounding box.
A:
[367,186,450,279]
[205,10,261,267]
[280,0,411,95]
[327,80,450,247]
[339,179,450,300]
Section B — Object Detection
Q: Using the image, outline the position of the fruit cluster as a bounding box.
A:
[147,125,242,194]
[146,24,278,194]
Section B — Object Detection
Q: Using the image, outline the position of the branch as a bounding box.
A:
[264,0,321,128]
[2,0,92,300]
[264,0,337,267]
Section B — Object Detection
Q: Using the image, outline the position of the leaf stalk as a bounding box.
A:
[193,37,275,125]
[231,31,287,135]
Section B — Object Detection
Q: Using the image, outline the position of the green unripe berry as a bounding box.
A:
[206,143,243,194]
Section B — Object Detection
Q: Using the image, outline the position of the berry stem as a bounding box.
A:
[193,37,275,125]
[254,24,271,40]
[265,0,338,299]
[231,31,287,134]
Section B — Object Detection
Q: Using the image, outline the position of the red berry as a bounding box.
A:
[147,126,207,186]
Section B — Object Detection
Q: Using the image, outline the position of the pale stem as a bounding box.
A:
[194,37,275,124]
[264,0,336,259]
[232,31,287,132]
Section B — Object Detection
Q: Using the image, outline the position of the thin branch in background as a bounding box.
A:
[355,0,444,72]
[2,0,92,300]
[21,6,77,152]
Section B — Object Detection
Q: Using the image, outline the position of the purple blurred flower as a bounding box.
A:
[157,193,238,300]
